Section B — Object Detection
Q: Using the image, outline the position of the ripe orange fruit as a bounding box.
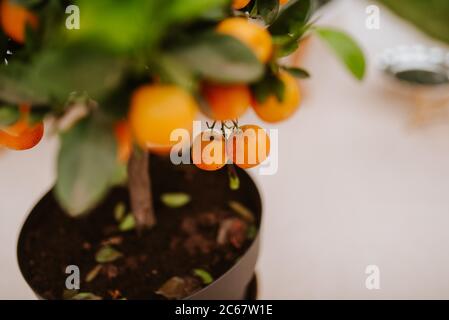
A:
[129,85,198,154]
[114,120,132,163]
[0,0,38,44]
[227,124,270,169]
[192,130,228,171]
[216,17,272,63]
[232,0,251,10]
[0,105,44,150]
[252,71,301,123]
[202,83,251,121]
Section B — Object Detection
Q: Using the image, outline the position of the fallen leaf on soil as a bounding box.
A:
[71,292,102,300]
[62,289,78,300]
[161,193,191,208]
[228,201,255,223]
[95,245,123,263]
[114,202,126,222]
[119,214,136,232]
[156,276,201,300]
[85,265,102,283]
[193,269,214,285]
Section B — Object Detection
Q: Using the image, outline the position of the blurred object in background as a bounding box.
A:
[378,0,449,44]
[379,45,449,126]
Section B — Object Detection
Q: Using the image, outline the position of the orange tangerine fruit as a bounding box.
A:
[252,71,301,123]
[129,84,198,155]
[227,124,270,169]
[202,83,251,121]
[0,0,38,44]
[216,17,273,63]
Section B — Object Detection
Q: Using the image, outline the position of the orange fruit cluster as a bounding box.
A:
[123,15,301,167]
[192,125,270,171]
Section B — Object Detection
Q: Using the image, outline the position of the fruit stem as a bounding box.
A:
[128,148,157,232]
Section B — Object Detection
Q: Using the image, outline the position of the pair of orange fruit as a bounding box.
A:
[192,125,271,171]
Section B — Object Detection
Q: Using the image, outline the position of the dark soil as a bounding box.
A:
[17,155,261,300]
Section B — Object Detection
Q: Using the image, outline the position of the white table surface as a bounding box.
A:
[2,0,449,299]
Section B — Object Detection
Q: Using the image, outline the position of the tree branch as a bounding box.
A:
[127,149,156,231]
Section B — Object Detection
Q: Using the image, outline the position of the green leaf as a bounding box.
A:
[0,105,20,127]
[315,27,366,80]
[55,116,119,216]
[95,245,123,263]
[170,32,264,83]
[119,214,136,232]
[156,277,199,300]
[193,269,214,285]
[71,292,102,300]
[25,45,126,103]
[256,0,280,25]
[161,193,191,208]
[69,0,229,54]
[282,66,310,79]
[155,55,197,92]
[269,0,313,38]
[272,35,299,58]
[251,71,286,103]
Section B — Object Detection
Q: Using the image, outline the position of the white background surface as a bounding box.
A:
[2,0,449,299]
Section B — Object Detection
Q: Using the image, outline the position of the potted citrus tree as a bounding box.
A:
[1,0,365,299]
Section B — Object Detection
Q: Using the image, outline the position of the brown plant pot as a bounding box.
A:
[17,156,262,300]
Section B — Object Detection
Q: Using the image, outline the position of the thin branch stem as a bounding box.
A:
[127,149,156,232]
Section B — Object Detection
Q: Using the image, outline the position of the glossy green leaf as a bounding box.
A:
[55,116,118,216]
[283,66,310,79]
[269,0,313,38]
[171,33,264,83]
[315,27,366,80]
[256,0,280,25]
